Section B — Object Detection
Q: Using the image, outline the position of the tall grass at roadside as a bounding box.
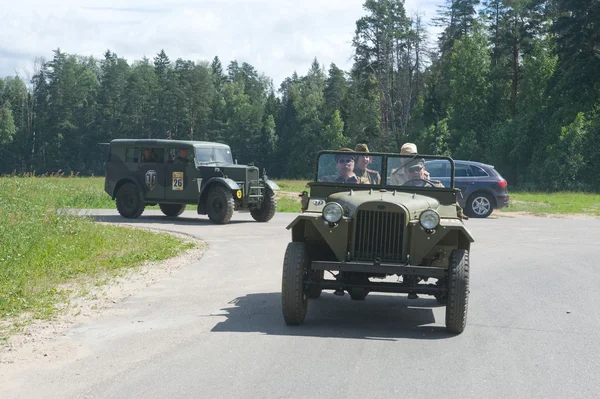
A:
[0,177,194,334]
[498,191,600,216]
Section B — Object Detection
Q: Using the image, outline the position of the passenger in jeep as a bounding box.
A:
[320,149,359,183]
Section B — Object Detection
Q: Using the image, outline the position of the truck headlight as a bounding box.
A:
[419,209,440,230]
[323,202,343,223]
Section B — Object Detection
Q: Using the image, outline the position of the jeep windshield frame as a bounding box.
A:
[313,150,456,191]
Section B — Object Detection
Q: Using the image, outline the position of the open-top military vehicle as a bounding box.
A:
[281,149,474,333]
[104,139,279,224]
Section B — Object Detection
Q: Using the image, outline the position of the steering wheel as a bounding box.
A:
[402,178,436,188]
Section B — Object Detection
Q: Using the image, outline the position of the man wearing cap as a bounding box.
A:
[354,143,381,185]
[390,142,432,185]
[320,148,360,183]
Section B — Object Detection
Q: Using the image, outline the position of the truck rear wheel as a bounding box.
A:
[281,242,309,325]
[115,182,145,219]
[206,185,234,224]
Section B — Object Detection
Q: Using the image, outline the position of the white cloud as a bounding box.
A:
[0,0,441,87]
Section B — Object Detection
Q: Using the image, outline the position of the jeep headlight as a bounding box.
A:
[419,209,440,230]
[322,202,343,223]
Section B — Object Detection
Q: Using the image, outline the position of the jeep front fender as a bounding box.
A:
[408,218,474,264]
[287,214,350,261]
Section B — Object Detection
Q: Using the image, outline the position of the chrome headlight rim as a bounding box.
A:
[322,202,343,223]
[419,209,440,230]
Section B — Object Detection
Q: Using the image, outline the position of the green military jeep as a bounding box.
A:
[104,139,279,224]
[281,149,474,333]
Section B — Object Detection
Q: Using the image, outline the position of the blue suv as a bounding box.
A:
[424,159,510,218]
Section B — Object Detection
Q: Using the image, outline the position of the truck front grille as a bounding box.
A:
[353,209,405,262]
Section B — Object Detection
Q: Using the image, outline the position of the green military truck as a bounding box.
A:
[104,139,279,224]
[281,149,474,334]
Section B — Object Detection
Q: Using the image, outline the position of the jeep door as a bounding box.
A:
[138,146,166,201]
[165,147,199,202]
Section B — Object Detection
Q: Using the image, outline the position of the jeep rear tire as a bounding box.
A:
[445,249,469,334]
[281,242,309,325]
[250,187,277,222]
[115,182,145,219]
[206,185,234,224]
[159,203,186,217]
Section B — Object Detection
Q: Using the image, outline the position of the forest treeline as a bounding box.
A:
[0,0,598,190]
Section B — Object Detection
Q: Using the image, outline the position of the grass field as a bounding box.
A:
[500,192,600,216]
[0,177,196,339]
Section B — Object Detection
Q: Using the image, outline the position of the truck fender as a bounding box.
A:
[264,179,280,191]
[112,178,144,200]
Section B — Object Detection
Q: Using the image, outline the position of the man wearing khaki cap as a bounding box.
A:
[354,143,381,185]
[390,142,431,185]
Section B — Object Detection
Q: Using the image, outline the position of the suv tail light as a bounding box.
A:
[498,179,508,189]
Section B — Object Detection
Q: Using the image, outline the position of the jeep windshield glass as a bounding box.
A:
[316,152,453,189]
[195,147,234,164]
[387,156,452,188]
[317,153,384,185]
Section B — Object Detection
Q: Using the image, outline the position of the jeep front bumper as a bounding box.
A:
[308,261,447,295]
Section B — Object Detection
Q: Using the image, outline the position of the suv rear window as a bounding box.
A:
[471,165,489,177]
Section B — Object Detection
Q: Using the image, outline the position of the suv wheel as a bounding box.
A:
[115,182,145,218]
[466,192,494,218]
[250,187,277,222]
[281,242,309,325]
[445,249,469,334]
[206,185,234,224]
[159,203,186,217]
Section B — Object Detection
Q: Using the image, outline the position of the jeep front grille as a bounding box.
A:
[353,210,405,262]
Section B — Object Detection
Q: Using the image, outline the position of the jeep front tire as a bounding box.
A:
[115,182,145,219]
[281,242,309,325]
[250,187,277,222]
[206,185,234,224]
[445,249,469,334]
[159,203,186,217]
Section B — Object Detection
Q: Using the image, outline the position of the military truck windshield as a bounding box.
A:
[214,148,233,163]
[316,152,453,189]
[194,147,234,164]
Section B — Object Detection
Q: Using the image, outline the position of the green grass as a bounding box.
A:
[0,176,195,338]
[499,192,600,216]
[276,179,310,193]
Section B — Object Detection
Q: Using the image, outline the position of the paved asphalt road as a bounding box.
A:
[2,210,600,398]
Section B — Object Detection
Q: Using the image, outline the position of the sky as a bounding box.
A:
[0,0,441,88]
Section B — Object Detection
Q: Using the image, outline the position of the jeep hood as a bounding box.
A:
[327,190,440,215]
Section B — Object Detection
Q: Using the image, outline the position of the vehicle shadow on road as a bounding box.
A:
[210,292,453,341]
[88,214,255,225]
